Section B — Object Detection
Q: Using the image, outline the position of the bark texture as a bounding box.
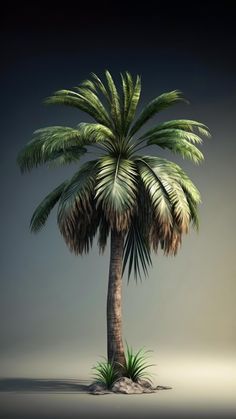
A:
[107,229,126,372]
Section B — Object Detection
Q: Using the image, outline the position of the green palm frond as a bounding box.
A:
[121,72,132,126]
[138,156,191,233]
[186,194,200,230]
[45,88,111,128]
[136,157,173,235]
[74,84,111,124]
[105,70,122,134]
[17,126,87,172]
[140,128,203,144]
[76,122,115,142]
[146,130,204,164]
[139,119,211,139]
[129,90,186,137]
[95,156,138,230]
[57,160,99,254]
[17,123,115,172]
[161,177,190,233]
[146,157,201,205]
[30,181,67,233]
[79,78,97,92]
[91,72,111,102]
[46,146,87,167]
[75,122,116,152]
[167,162,201,230]
[121,72,141,136]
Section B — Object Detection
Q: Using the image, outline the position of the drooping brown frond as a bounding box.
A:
[149,220,182,256]
[57,160,99,254]
[61,201,101,255]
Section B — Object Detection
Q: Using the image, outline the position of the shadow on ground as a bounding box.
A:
[0,378,91,393]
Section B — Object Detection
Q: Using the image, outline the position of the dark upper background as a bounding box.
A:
[2,3,236,70]
[1,3,236,376]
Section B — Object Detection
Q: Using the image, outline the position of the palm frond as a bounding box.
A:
[30,181,67,233]
[122,179,152,281]
[165,160,201,230]
[121,72,141,136]
[105,70,122,134]
[76,122,115,152]
[129,90,186,137]
[57,160,99,254]
[76,122,115,142]
[146,130,204,164]
[95,156,138,231]
[121,72,132,127]
[184,192,200,230]
[159,224,183,255]
[141,128,203,145]
[145,157,201,205]
[46,146,87,167]
[136,157,173,235]
[79,78,97,92]
[138,156,191,233]
[74,84,111,125]
[139,119,211,139]
[138,156,201,252]
[17,126,86,172]
[161,177,190,233]
[122,216,152,282]
[17,123,114,172]
[91,72,111,103]
[45,88,111,127]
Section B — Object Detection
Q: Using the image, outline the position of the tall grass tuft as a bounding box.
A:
[92,359,118,389]
[123,343,155,382]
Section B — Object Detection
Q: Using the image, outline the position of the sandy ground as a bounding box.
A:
[1,354,236,419]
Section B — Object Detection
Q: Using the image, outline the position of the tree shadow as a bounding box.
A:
[0,378,91,393]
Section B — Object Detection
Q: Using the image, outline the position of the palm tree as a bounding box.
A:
[17,71,210,373]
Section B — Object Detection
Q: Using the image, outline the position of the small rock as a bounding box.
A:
[111,377,146,394]
[136,378,153,389]
[88,382,111,395]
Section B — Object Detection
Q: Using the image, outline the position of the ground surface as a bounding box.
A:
[0,354,235,419]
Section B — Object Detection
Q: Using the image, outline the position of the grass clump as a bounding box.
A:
[92,359,118,389]
[123,343,155,382]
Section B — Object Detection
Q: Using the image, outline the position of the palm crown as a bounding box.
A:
[17,71,210,280]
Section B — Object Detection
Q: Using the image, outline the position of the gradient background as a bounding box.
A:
[1,3,236,418]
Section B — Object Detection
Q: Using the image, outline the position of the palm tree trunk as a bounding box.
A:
[107,229,126,374]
